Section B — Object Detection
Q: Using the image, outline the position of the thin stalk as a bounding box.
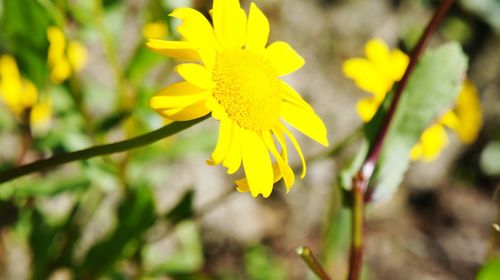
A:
[0,116,209,185]
[297,246,332,280]
[348,172,366,280]
[347,1,455,279]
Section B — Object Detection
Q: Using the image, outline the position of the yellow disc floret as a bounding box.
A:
[212,49,281,132]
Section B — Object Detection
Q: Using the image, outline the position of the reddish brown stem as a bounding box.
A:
[347,1,455,280]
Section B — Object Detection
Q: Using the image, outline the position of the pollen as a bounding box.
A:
[212,49,282,132]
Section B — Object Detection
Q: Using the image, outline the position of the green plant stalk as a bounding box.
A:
[297,246,332,280]
[0,116,209,185]
[347,0,455,279]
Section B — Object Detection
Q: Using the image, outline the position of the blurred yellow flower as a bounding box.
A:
[343,39,409,121]
[0,55,51,128]
[142,21,169,39]
[450,80,482,144]
[147,0,328,197]
[344,39,482,162]
[47,26,88,84]
[410,122,450,161]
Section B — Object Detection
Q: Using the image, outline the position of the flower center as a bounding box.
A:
[212,49,282,132]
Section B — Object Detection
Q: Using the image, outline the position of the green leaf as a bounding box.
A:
[480,141,500,176]
[29,200,85,279]
[476,259,500,280]
[29,208,61,280]
[342,43,468,202]
[369,43,467,202]
[164,190,195,225]
[78,185,156,279]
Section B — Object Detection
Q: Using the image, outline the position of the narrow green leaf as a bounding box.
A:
[164,190,195,225]
[78,185,156,279]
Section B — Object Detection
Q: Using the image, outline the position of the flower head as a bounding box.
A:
[147,0,329,197]
[0,55,51,129]
[343,39,482,162]
[47,26,88,84]
[342,39,409,121]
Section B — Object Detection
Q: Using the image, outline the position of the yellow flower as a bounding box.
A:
[142,21,169,39]
[147,0,328,197]
[0,55,51,128]
[342,39,409,121]
[343,39,482,162]
[409,123,449,161]
[450,80,482,144]
[409,80,482,161]
[47,26,88,84]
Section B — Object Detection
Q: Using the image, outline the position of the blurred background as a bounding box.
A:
[0,0,499,279]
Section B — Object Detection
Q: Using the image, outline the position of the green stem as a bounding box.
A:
[0,116,209,185]
[297,246,331,280]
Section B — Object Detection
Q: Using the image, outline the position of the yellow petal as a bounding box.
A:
[280,101,329,146]
[163,100,210,121]
[170,7,218,68]
[356,98,380,122]
[150,92,208,110]
[47,27,66,66]
[388,49,409,81]
[146,39,200,60]
[0,55,21,82]
[142,21,169,39]
[175,63,212,89]
[453,80,482,144]
[279,123,307,178]
[364,38,390,65]
[245,3,269,51]
[0,55,23,112]
[208,119,233,165]
[223,125,242,174]
[50,58,71,84]
[240,128,273,198]
[263,131,294,189]
[150,81,209,113]
[212,0,247,49]
[30,97,52,128]
[409,144,423,161]
[265,41,305,76]
[206,96,228,121]
[67,41,88,72]
[280,81,313,111]
[21,80,38,108]
[235,162,282,193]
[410,124,449,162]
[439,110,460,130]
[342,58,387,96]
